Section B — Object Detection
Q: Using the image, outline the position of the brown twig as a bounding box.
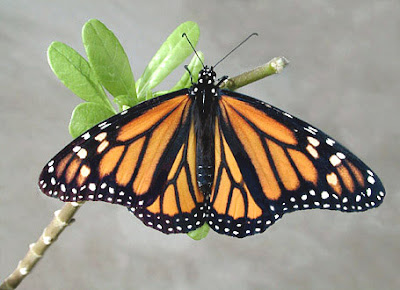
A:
[220,56,289,90]
[0,202,84,290]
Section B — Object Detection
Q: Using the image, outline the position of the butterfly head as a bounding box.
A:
[198,66,217,86]
[190,66,219,98]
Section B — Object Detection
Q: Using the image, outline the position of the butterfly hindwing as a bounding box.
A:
[39,90,205,234]
[208,90,385,237]
[209,117,269,237]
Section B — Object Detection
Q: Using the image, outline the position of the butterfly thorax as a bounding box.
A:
[191,66,220,196]
[190,66,219,109]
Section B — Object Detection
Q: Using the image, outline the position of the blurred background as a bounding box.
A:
[1,0,399,289]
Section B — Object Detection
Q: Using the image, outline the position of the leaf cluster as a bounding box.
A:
[48,19,203,138]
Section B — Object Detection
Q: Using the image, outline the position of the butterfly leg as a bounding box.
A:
[216,75,229,87]
[184,65,194,85]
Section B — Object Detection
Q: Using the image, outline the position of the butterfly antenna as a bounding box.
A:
[182,33,205,68]
[214,33,258,68]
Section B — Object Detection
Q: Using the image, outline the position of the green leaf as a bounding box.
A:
[148,52,204,98]
[187,223,210,241]
[69,102,115,138]
[170,51,204,91]
[47,41,113,110]
[136,21,200,99]
[152,90,169,98]
[82,19,137,101]
[114,94,137,110]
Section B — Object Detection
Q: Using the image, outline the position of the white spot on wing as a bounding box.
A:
[336,152,346,159]
[306,144,319,159]
[77,148,88,159]
[321,191,329,199]
[367,176,375,184]
[326,172,338,185]
[82,132,91,140]
[283,112,293,118]
[326,138,335,146]
[307,136,320,147]
[304,127,317,135]
[80,165,91,177]
[329,155,341,167]
[72,146,81,153]
[95,132,107,142]
[97,140,109,153]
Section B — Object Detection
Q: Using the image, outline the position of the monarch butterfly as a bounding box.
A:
[38,50,385,238]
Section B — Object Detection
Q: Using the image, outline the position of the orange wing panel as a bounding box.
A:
[337,164,355,193]
[212,168,231,215]
[267,139,300,191]
[288,149,318,185]
[227,188,246,219]
[99,146,124,178]
[65,158,81,184]
[177,169,196,213]
[347,161,365,187]
[56,153,73,178]
[117,95,188,142]
[221,102,281,200]
[221,97,297,145]
[116,137,145,186]
[133,100,188,195]
[162,185,180,216]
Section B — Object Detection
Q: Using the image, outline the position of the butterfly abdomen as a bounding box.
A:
[194,109,215,195]
[197,164,214,194]
[192,84,219,196]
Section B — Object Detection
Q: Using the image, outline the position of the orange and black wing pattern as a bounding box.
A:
[39,90,205,234]
[208,91,385,237]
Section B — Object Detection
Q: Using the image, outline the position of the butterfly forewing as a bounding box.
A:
[207,91,385,237]
[39,90,206,234]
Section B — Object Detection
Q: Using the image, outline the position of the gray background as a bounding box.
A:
[1,1,399,289]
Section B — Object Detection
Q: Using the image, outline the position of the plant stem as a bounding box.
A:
[220,56,289,90]
[0,56,289,289]
[0,202,84,290]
